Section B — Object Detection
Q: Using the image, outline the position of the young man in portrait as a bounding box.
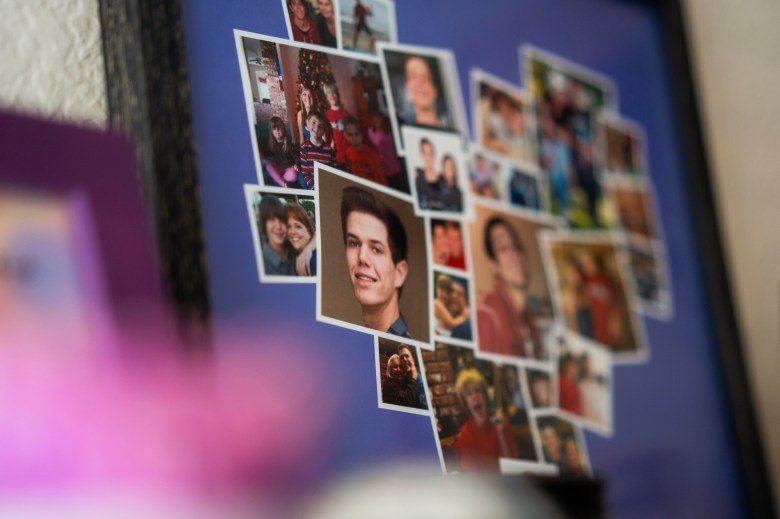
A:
[477,217,543,358]
[340,186,411,338]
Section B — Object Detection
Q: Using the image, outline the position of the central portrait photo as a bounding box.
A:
[316,163,431,347]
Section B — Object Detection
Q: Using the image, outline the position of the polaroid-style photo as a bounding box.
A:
[425,341,540,474]
[603,176,660,243]
[339,0,397,54]
[470,146,508,202]
[281,0,340,49]
[471,68,537,167]
[535,412,591,477]
[402,126,471,217]
[469,199,558,362]
[244,184,318,283]
[375,336,430,415]
[377,42,469,151]
[432,270,475,345]
[554,329,614,436]
[508,162,545,213]
[539,230,648,363]
[235,31,408,194]
[429,218,468,272]
[521,45,617,229]
[522,367,556,411]
[315,163,431,349]
[596,111,647,178]
[627,240,672,319]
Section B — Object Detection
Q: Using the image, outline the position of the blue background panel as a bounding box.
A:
[179,1,745,516]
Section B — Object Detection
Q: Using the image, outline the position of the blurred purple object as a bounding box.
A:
[0,110,168,346]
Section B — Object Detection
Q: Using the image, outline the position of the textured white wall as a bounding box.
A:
[0,0,107,127]
[683,0,780,503]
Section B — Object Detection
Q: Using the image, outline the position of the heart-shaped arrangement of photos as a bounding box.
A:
[239,0,671,477]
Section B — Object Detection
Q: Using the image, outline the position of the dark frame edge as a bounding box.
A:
[99,0,212,353]
[659,0,776,516]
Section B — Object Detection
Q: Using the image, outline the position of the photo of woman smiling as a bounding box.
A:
[245,186,318,282]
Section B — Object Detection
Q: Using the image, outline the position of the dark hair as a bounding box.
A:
[340,186,408,265]
[419,137,434,153]
[397,343,413,356]
[342,115,361,133]
[431,218,447,235]
[484,216,524,261]
[268,116,292,155]
[284,202,315,238]
[306,110,333,142]
[259,195,285,237]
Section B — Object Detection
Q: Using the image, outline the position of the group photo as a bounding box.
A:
[524,47,616,229]
[238,33,408,193]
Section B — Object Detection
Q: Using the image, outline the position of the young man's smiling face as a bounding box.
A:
[398,346,415,373]
[345,211,408,311]
[264,216,287,250]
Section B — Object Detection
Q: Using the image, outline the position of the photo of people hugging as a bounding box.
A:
[377,338,428,410]
[425,342,538,473]
[246,187,318,280]
[240,36,407,192]
[432,271,473,342]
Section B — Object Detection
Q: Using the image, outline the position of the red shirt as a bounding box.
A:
[325,107,351,164]
[345,145,387,185]
[455,418,519,472]
[477,277,542,359]
[446,254,466,270]
[584,273,614,346]
[559,376,581,415]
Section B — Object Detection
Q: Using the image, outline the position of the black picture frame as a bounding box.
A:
[97,0,776,516]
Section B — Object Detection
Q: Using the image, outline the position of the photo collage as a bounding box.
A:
[238,0,673,477]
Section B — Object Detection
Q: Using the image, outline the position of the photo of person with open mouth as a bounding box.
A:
[424,341,539,473]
